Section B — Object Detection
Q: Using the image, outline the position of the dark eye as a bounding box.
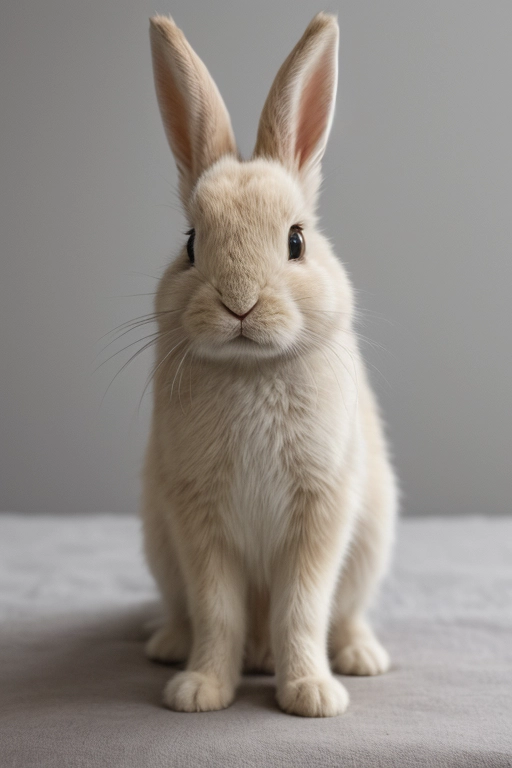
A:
[186,228,195,264]
[288,226,305,260]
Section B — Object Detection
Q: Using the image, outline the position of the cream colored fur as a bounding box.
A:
[143,12,397,717]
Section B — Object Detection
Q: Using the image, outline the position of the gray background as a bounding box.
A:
[1,0,511,516]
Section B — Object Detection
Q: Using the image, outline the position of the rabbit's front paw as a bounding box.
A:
[145,625,189,664]
[163,671,234,712]
[277,675,349,717]
[332,638,390,676]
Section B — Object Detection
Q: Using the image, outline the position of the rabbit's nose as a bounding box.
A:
[221,301,258,321]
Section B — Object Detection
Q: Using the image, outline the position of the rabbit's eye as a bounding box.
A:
[288,226,305,260]
[186,229,195,264]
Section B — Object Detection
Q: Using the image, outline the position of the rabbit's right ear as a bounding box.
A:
[149,16,237,205]
[253,13,339,207]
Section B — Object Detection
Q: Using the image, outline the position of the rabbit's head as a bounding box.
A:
[150,13,354,363]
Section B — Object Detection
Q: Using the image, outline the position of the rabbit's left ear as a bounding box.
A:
[253,13,338,203]
[149,16,237,206]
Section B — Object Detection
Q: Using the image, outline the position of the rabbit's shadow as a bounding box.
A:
[2,603,280,716]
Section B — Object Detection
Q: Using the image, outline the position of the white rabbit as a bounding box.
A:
[142,12,397,717]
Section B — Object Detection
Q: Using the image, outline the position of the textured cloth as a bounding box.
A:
[0,514,511,767]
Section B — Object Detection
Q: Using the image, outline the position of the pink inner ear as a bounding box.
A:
[296,46,335,169]
[153,49,193,174]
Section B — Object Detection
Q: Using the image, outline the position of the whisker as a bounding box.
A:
[100,337,163,406]
[296,342,320,403]
[137,336,187,414]
[94,332,161,372]
[94,326,182,371]
[96,320,182,359]
[127,270,161,281]
[302,328,359,407]
[313,327,391,391]
[96,322,160,358]
[296,300,391,362]
[177,347,191,415]
[296,296,393,327]
[169,344,191,405]
[360,357,392,391]
[98,314,160,341]
[325,338,359,410]
[99,326,184,406]
[320,346,349,416]
[155,201,182,214]
[98,309,182,341]
[110,292,159,299]
[299,310,388,355]
[189,353,193,408]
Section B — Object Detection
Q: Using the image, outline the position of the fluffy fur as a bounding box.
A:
[142,12,397,717]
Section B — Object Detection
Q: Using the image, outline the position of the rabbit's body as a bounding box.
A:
[142,15,397,717]
[143,335,395,664]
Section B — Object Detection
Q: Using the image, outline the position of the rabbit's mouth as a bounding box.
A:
[180,285,304,361]
[218,333,281,360]
[239,328,257,342]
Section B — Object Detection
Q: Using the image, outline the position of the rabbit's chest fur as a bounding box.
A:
[156,349,360,572]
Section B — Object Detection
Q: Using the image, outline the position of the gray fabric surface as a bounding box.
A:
[0,514,511,767]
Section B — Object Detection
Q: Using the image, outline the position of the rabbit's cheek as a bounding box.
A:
[181,300,235,346]
[243,300,303,350]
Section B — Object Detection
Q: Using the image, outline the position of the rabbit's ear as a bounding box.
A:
[149,16,237,204]
[253,13,338,203]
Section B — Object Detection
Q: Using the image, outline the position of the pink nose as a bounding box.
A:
[221,301,257,321]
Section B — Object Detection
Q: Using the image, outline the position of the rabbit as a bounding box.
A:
[141,12,397,718]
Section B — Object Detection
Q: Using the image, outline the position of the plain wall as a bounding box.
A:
[1,0,511,515]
